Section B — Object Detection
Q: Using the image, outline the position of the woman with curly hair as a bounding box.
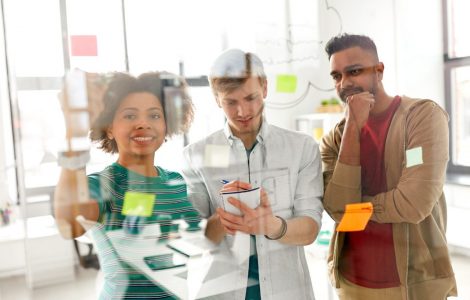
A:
[54,71,200,299]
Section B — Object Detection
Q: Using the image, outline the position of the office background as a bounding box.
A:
[0,0,469,299]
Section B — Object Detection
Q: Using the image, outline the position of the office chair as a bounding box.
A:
[73,216,100,270]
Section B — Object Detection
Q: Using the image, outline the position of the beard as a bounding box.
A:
[243,102,264,133]
[230,102,265,137]
[339,80,379,103]
[254,102,264,119]
[339,87,365,103]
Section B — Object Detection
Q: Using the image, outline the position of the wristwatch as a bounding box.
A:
[57,151,90,170]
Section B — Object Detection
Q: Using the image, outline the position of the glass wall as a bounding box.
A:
[0,1,468,300]
[66,0,126,72]
[3,0,64,208]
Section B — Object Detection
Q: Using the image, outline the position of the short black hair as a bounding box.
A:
[89,72,193,154]
[325,33,378,60]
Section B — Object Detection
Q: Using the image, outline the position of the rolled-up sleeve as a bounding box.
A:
[181,146,212,218]
[324,162,362,222]
[320,122,362,223]
[293,137,324,228]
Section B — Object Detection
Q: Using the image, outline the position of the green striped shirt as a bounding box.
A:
[88,162,200,300]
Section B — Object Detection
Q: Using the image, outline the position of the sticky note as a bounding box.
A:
[336,202,373,232]
[204,144,230,168]
[70,35,98,56]
[276,74,297,93]
[406,146,423,168]
[65,69,88,108]
[122,192,155,217]
[68,111,90,137]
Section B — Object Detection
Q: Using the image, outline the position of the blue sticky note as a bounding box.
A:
[406,147,423,168]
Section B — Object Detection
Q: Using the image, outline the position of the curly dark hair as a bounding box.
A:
[89,72,194,154]
[325,33,378,61]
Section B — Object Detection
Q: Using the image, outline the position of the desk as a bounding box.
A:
[81,217,248,300]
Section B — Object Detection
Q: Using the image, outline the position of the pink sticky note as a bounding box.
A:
[70,35,98,56]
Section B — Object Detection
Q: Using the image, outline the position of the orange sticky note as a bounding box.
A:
[336,202,373,232]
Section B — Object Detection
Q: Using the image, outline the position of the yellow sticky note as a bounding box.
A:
[336,202,373,232]
[276,74,297,93]
[406,147,423,168]
[122,191,155,217]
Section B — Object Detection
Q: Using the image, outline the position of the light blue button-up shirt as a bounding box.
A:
[182,118,323,300]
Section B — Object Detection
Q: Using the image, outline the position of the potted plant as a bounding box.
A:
[316,97,344,113]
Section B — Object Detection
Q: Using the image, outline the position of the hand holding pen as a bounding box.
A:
[219,180,251,193]
[216,180,275,236]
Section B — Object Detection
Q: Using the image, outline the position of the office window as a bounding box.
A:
[3,0,124,205]
[2,0,281,209]
[444,0,470,171]
[449,67,470,167]
[445,0,470,58]
[3,0,65,202]
[124,0,226,76]
[66,0,126,72]
[16,90,64,188]
[3,0,63,77]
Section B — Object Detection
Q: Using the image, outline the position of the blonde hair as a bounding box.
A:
[209,49,266,96]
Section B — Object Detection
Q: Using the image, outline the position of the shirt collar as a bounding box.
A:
[223,116,269,146]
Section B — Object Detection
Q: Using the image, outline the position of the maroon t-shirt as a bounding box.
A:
[339,96,402,288]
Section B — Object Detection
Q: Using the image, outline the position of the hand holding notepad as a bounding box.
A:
[336,202,373,232]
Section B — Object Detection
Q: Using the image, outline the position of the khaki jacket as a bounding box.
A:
[321,96,458,299]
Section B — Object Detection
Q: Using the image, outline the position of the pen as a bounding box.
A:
[220,179,251,191]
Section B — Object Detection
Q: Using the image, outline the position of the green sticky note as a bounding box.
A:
[406,146,423,168]
[122,191,155,217]
[276,74,297,93]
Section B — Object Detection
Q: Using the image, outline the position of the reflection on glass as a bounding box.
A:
[53,71,205,298]
[313,127,324,142]
[186,86,225,144]
[124,0,225,76]
[17,90,65,188]
[453,66,470,166]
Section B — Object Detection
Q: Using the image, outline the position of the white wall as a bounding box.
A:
[394,0,444,106]
[317,0,398,92]
[265,0,445,130]
[253,0,327,131]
